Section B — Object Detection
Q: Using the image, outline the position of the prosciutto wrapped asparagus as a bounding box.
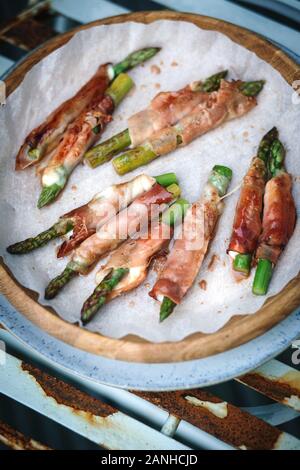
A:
[252,138,296,295]
[45,181,179,299]
[81,199,188,324]
[37,73,134,208]
[149,165,232,321]
[15,47,160,170]
[84,70,228,167]
[227,128,278,276]
[112,79,264,175]
[7,173,177,256]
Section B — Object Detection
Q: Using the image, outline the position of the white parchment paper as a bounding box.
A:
[0,20,299,342]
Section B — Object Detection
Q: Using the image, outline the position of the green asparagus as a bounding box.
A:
[159,165,232,322]
[7,219,73,255]
[112,80,265,175]
[7,172,178,256]
[81,198,189,324]
[45,262,78,300]
[112,48,160,77]
[231,127,279,276]
[160,296,177,323]
[84,70,229,168]
[81,268,129,324]
[37,73,134,208]
[252,135,288,295]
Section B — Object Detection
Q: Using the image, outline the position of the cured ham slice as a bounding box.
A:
[72,183,174,273]
[176,80,257,146]
[37,73,134,207]
[95,220,172,300]
[255,172,296,265]
[228,157,266,255]
[57,174,156,257]
[128,84,210,147]
[150,169,230,306]
[40,95,114,194]
[16,64,111,170]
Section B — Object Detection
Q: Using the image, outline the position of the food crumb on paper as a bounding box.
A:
[151,64,161,74]
[208,254,219,272]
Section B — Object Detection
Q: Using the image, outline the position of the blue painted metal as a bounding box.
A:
[0,351,190,450]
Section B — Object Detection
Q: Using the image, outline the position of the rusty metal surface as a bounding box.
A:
[2,18,55,51]
[1,328,299,450]
[238,359,300,411]
[0,352,189,450]
[21,362,115,418]
[0,419,51,450]
[0,1,61,53]
[135,389,300,450]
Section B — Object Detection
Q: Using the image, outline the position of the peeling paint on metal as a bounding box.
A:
[274,432,300,450]
[21,362,115,419]
[0,353,188,450]
[239,444,248,450]
[238,362,300,412]
[185,396,228,419]
[161,415,180,437]
[283,395,300,411]
[134,389,300,450]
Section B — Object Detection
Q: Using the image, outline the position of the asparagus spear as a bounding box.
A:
[112,80,265,175]
[16,48,160,170]
[232,127,278,276]
[158,165,232,322]
[7,173,178,255]
[84,70,229,168]
[44,182,181,299]
[81,198,188,324]
[112,48,161,76]
[252,137,295,295]
[160,296,177,323]
[6,219,73,255]
[197,70,228,92]
[45,262,79,300]
[37,73,134,208]
[81,268,129,324]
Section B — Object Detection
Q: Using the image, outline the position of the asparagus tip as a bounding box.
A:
[38,184,62,208]
[6,222,66,255]
[200,69,229,92]
[6,245,18,254]
[45,264,77,299]
[113,47,161,76]
[239,80,265,97]
[268,138,286,177]
[159,296,176,322]
[81,267,129,324]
